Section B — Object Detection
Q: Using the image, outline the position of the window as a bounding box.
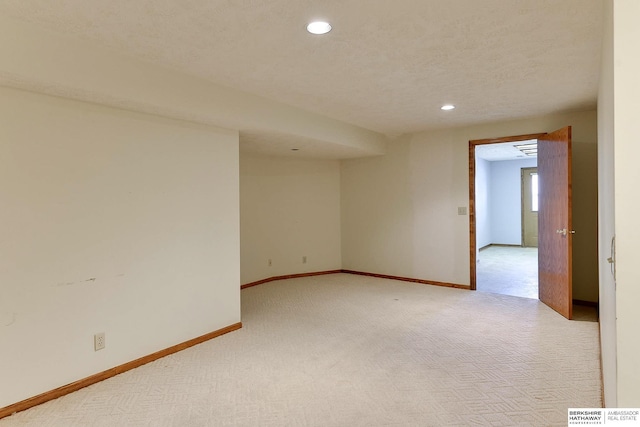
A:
[531,173,538,212]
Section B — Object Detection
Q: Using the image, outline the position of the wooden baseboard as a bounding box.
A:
[0,322,242,420]
[341,270,468,289]
[242,269,468,291]
[573,299,599,309]
[241,270,342,289]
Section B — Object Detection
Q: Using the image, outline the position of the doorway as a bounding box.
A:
[469,128,574,319]
[471,135,542,299]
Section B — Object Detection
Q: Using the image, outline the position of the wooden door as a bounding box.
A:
[537,127,572,319]
[521,167,538,247]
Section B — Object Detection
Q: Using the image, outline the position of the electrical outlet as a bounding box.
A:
[302,256,307,264]
[458,206,467,215]
[94,332,105,351]
[268,259,272,267]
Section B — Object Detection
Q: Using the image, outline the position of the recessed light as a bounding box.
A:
[307,21,332,35]
[441,104,455,111]
[291,148,300,151]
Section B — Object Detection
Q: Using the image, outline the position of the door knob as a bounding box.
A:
[556,229,576,236]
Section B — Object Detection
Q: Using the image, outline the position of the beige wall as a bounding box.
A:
[240,156,342,285]
[341,136,417,279]
[598,0,617,407]
[612,0,640,407]
[0,87,241,408]
[342,111,599,301]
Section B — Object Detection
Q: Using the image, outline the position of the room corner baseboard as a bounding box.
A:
[573,299,599,309]
[241,270,342,289]
[478,243,524,251]
[0,322,242,420]
[241,270,468,291]
[341,270,468,289]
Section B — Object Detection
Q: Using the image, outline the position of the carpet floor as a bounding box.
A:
[0,274,602,426]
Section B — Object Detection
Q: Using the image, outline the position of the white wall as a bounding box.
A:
[612,0,640,407]
[240,156,342,285]
[490,158,538,245]
[475,157,492,249]
[598,0,617,407]
[342,111,598,300]
[0,87,241,408]
[476,157,537,248]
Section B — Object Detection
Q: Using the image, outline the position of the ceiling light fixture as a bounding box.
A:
[441,104,455,111]
[307,21,332,35]
[515,142,538,157]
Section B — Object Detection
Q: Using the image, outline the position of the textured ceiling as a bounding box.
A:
[0,0,603,154]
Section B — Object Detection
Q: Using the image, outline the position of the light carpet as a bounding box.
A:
[0,273,602,426]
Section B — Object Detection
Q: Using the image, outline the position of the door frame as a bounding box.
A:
[468,133,546,290]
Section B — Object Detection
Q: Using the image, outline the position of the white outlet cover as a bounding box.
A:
[94,332,105,351]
